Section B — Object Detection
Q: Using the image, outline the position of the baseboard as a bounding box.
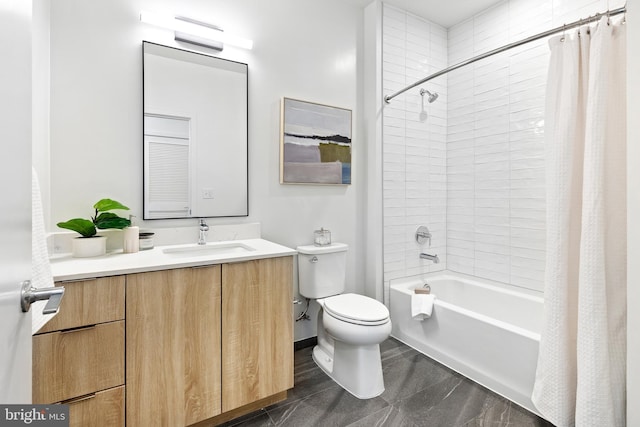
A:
[294,336,317,351]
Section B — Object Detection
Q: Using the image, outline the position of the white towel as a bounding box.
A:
[31,168,57,335]
[411,293,435,320]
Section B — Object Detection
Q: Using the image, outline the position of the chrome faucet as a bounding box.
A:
[420,253,440,264]
[198,219,209,245]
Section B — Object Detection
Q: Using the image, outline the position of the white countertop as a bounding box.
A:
[50,238,297,281]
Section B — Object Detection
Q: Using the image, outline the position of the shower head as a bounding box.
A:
[420,88,439,103]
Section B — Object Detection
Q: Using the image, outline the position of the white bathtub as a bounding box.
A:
[390,271,543,415]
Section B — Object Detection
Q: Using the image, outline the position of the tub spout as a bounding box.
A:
[420,253,440,263]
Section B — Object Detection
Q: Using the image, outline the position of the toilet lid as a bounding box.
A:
[324,293,389,325]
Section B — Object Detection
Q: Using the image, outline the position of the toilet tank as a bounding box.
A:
[296,243,348,299]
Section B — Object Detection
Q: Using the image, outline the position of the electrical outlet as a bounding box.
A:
[202,188,215,199]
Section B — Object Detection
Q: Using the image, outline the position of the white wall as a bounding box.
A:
[32,0,50,227]
[45,0,365,341]
[381,4,448,301]
[627,0,639,424]
[363,1,384,302]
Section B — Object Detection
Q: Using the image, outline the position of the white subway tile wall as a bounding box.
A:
[382,4,448,303]
[382,0,625,296]
[446,0,549,291]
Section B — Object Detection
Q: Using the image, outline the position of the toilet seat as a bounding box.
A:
[323,293,390,326]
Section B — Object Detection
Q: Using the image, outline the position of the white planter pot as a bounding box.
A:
[72,236,106,258]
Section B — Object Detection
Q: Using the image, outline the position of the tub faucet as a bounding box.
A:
[420,252,440,264]
[198,219,209,245]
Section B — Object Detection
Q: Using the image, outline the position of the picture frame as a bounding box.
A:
[280,97,352,185]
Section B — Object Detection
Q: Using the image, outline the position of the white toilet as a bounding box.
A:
[297,243,392,399]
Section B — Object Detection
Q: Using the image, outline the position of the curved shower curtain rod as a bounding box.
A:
[384,5,627,104]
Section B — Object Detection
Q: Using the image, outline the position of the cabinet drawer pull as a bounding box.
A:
[60,324,97,334]
[61,393,96,405]
[57,277,98,284]
[192,265,216,270]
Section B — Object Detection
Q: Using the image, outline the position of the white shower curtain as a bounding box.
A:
[532,16,627,427]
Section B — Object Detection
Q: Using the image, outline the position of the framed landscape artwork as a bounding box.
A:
[280,97,352,185]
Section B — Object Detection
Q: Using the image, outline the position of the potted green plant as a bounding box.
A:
[57,198,131,257]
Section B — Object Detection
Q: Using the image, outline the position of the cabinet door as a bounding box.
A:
[126,266,221,427]
[222,257,293,412]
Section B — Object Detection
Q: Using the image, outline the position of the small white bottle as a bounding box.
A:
[123,215,140,253]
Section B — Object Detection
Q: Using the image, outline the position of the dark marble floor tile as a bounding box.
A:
[462,398,555,427]
[228,338,551,427]
[267,346,341,410]
[395,374,498,426]
[293,346,316,373]
[344,405,420,427]
[395,374,552,427]
[266,385,390,427]
[280,337,423,411]
[380,337,414,361]
[379,345,453,405]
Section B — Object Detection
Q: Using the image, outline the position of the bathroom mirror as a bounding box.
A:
[143,41,248,219]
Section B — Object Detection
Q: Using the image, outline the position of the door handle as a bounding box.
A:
[20,280,65,314]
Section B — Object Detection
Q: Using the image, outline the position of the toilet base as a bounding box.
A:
[312,333,385,399]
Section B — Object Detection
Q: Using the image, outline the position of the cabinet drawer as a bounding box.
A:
[63,386,124,427]
[33,321,125,403]
[37,276,125,334]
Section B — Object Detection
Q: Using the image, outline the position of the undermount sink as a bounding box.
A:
[162,242,256,257]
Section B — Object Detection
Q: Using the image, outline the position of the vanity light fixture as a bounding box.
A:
[140,11,253,51]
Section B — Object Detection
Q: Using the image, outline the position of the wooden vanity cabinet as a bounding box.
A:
[126,266,222,427]
[34,255,293,427]
[32,276,125,427]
